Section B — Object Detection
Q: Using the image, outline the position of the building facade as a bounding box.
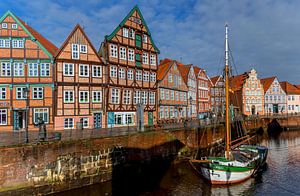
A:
[195,67,211,118]
[210,75,225,116]
[280,81,300,114]
[157,59,188,121]
[230,69,264,116]
[0,11,57,131]
[261,77,286,115]
[54,25,105,130]
[99,6,159,127]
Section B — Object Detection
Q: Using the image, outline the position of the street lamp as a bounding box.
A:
[189,96,193,118]
[23,87,30,143]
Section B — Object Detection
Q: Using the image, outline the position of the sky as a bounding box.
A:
[1,0,300,84]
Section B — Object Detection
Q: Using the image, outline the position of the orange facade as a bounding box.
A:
[54,25,105,130]
[100,6,159,127]
[0,11,57,131]
[195,68,211,118]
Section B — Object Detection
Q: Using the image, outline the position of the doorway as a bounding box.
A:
[251,105,256,115]
[273,104,279,113]
[93,113,102,129]
[13,110,26,131]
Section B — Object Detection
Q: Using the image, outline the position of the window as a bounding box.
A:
[0,109,7,125]
[143,71,149,81]
[170,90,175,100]
[175,91,179,101]
[80,45,87,53]
[160,89,164,100]
[71,44,79,59]
[92,91,102,103]
[142,53,148,64]
[114,114,122,125]
[79,64,89,77]
[128,49,135,61]
[1,62,11,76]
[129,29,135,39]
[16,87,26,99]
[136,70,142,80]
[80,118,89,128]
[28,63,38,77]
[64,118,74,129]
[119,68,125,79]
[1,23,7,29]
[40,63,50,76]
[119,47,126,60]
[0,39,10,48]
[92,65,102,77]
[64,90,74,103]
[110,66,117,77]
[33,108,49,124]
[149,92,155,105]
[14,62,24,76]
[79,91,89,103]
[128,69,134,80]
[0,88,6,100]
[12,39,24,48]
[150,73,156,82]
[143,34,147,43]
[141,91,148,105]
[63,63,74,76]
[110,44,118,57]
[12,24,18,29]
[160,106,164,118]
[32,87,43,99]
[168,74,173,83]
[125,114,134,125]
[111,88,119,104]
[165,90,170,100]
[123,28,129,37]
[150,54,156,66]
[134,91,141,104]
[123,90,131,104]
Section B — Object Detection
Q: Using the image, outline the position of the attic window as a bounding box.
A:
[1,23,7,29]
[129,29,135,39]
[11,24,18,29]
[71,44,79,59]
[80,45,87,53]
[123,28,129,38]
[142,34,147,43]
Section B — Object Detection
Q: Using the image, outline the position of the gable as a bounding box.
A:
[56,25,101,63]
[105,5,159,53]
[189,66,196,79]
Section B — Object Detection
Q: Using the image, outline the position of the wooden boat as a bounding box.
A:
[189,24,268,185]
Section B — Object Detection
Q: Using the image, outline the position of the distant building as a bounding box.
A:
[194,67,211,118]
[177,63,197,118]
[261,77,286,114]
[0,11,57,131]
[157,59,188,120]
[99,6,159,127]
[210,75,225,116]
[230,69,264,116]
[280,81,300,113]
[54,25,106,130]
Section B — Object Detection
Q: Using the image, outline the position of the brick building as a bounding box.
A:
[54,24,106,130]
[0,11,57,131]
[210,75,225,116]
[99,6,159,127]
[157,59,188,121]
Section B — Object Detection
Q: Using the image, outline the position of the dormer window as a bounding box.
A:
[143,34,147,43]
[123,28,129,38]
[11,24,18,29]
[80,45,87,53]
[1,23,7,29]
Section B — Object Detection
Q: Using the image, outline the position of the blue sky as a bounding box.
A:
[1,0,300,83]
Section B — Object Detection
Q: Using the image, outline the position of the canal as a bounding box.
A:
[54,129,300,196]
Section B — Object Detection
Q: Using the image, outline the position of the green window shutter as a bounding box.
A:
[135,34,141,48]
[135,54,141,67]
[136,61,141,67]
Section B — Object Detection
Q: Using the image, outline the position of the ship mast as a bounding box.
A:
[225,24,230,159]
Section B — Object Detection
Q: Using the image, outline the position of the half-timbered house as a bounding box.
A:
[0,11,57,131]
[210,75,225,116]
[54,24,105,130]
[99,5,159,127]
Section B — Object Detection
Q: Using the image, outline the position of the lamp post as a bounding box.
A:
[23,87,30,143]
[189,96,193,118]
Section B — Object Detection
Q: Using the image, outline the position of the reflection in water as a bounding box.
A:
[54,130,300,196]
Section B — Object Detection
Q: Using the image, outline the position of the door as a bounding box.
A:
[148,112,153,126]
[251,105,256,115]
[93,113,102,129]
[135,34,141,48]
[13,111,24,131]
[273,104,279,113]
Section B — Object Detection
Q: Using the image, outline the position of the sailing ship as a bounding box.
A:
[189,24,268,185]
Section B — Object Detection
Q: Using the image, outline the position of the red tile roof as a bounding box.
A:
[157,59,174,81]
[17,17,58,56]
[194,66,201,76]
[260,77,276,93]
[210,76,221,86]
[229,72,249,91]
[280,81,300,95]
[177,63,191,84]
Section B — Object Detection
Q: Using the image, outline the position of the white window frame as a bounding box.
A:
[119,47,126,60]
[129,29,135,39]
[63,63,74,76]
[1,62,11,76]
[11,23,18,29]
[0,39,10,48]
[33,108,49,124]
[150,73,156,82]
[136,70,142,81]
[80,44,87,53]
[12,39,24,48]
[79,64,89,77]
[92,91,102,103]
[123,28,129,38]
[150,54,156,66]
[13,62,24,76]
[128,48,135,61]
[141,91,148,105]
[79,91,89,103]
[0,109,7,125]
[92,65,102,77]
[111,88,119,104]
[28,63,38,77]
[64,90,74,103]
[1,23,7,29]
[110,44,118,58]
[64,118,74,129]
[143,34,148,43]
[32,87,44,99]
[80,117,89,128]
[142,53,149,64]
[143,71,149,81]
[0,87,6,100]
[127,69,134,80]
[16,87,26,99]
[40,63,50,77]
[134,91,141,104]
[71,44,79,59]
[123,90,131,104]
[110,66,117,78]
[119,68,125,79]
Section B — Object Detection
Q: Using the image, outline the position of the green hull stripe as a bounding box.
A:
[210,164,253,172]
